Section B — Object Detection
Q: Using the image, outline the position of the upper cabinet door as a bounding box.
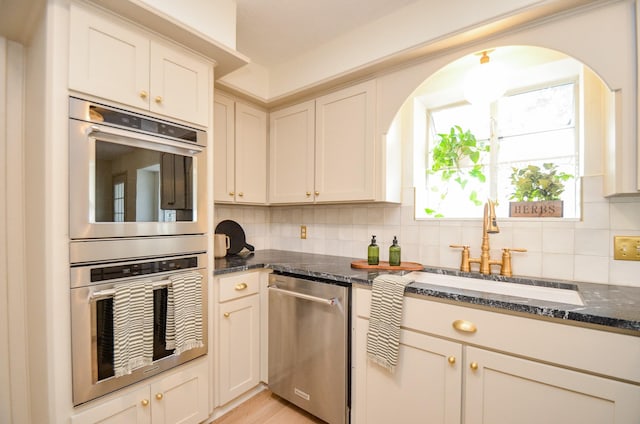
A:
[315,80,376,202]
[214,93,236,203]
[149,42,210,127]
[269,100,315,204]
[235,102,267,204]
[69,4,150,110]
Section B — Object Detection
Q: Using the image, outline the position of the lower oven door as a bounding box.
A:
[70,268,208,406]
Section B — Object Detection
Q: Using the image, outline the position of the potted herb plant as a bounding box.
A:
[508,163,573,217]
[425,125,489,217]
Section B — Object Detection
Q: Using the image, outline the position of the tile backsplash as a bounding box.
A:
[214,176,640,287]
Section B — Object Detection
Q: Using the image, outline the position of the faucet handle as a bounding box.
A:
[450,244,471,272]
[500,248,527,277]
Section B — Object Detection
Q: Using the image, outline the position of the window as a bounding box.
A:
[113,174,126,222]
[421,81,579,219]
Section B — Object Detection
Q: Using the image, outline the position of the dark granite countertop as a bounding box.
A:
[214,249,640,336]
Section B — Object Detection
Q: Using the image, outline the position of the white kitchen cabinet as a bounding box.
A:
[314,80,376,202]
[269,100,315,204]
[354,317,462,424]
[465,347,640,424]
[270,80,397,204]
[214,92,267,204]
[353,287,640,424]
[69,3,211,127]
[71,359,208,424]
[216,272,261,405]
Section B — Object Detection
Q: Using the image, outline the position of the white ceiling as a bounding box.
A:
[235,0,420,66]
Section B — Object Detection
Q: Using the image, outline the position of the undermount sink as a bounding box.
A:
[404,271,584,306]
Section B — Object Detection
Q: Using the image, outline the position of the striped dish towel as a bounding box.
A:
[166,271,204,355]
[113,280,154,377]
[366,274,412,372]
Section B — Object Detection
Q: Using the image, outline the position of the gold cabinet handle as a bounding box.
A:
[155,95,163,104]
[306,192,311,197]
[452,319,477,333]
[229,192,235,196]
[238,192,244,197]
[315,191,320,196]
[140,90,148,99]
[141,399,149,406]
[447,356,456,365]
[224,312,230,318]
[235,283,248,291]
[470,362,479,371]
[155,393,163,400]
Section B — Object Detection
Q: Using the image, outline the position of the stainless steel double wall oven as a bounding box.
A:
[68,98,209,405]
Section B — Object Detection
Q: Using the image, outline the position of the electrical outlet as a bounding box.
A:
[613,236,640,261]
[300,225,307,239]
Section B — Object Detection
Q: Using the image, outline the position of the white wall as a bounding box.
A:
[138,0,237,49]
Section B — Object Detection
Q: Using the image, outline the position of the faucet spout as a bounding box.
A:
[484,199,499,234]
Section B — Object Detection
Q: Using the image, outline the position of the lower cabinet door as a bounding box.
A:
[354,317,463,424]
[151,359,209,424]
[71,386,151,424]
[465,346,640,424]
[218,294,261,405]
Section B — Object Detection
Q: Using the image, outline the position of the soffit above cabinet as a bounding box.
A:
[89,0,250,77]
[0,0,45,44]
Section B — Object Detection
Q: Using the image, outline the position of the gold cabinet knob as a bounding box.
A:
[141,399,149,406]
[447,356,456,365]
[238,192,244,197]
[140,90,148,99]
[470,362,479,371]
[155,95,163,104]
[155,393,163,400]
[235,283,248,291]
[306,192,311,197]
[452,319,477,333]
[224,312,230,318]
[315,191,320,196]
[229,192,235,196]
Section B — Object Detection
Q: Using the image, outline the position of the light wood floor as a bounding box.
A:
[211,390,326,424]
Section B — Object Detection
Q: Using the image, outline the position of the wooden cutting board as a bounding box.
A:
[350,260,423,271]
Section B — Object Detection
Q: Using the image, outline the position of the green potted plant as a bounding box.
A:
[425,125,489,217]
[508,163,573,217]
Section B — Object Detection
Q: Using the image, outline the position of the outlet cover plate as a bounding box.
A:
[300,225,307,239]
[613,236,640,261]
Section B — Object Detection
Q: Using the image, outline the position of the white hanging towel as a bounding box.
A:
[166,271,204,354]
[366,274,412,372]
[113,280,154,377]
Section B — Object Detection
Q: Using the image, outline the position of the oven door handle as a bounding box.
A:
[86,124,204,154]
[267,284,337,306]
[90,279,171,302]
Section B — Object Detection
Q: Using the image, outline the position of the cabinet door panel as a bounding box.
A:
[219,294,260,404]
[150,42,210,126]
[69,4,149,110]
[71,386,151,424]
[269,101,315,203]
[465,347,640,424]
[214,94,236,202]
[151,360,208,424]
[354,317,462,424]
[315,80,376,202]
[235,103,267,204]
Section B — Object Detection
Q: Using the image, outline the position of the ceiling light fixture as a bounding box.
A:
[463,50,507,106]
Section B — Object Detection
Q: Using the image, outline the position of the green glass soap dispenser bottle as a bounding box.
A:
[368,235,379,265]
[389,236,401,266]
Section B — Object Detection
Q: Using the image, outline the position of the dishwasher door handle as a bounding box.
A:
[268,285,337,306]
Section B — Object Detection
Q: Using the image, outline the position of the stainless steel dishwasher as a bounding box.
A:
[268,273,350,424]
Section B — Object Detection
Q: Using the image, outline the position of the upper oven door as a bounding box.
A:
[69,118,208,239]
